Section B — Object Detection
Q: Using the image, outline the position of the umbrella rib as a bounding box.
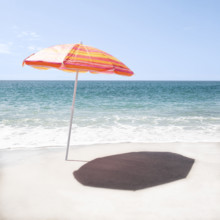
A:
[82,44,93,70]
[103,53,115,72]
[72,44,79,64]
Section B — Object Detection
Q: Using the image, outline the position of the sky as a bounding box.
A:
[0,0,219,81]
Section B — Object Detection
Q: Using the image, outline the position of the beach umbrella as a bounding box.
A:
[23,43,134,160]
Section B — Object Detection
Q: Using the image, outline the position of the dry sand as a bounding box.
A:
[0,142,220,220]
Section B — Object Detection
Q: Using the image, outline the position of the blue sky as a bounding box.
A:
[0,0,219,80]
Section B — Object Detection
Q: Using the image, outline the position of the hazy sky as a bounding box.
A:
[0,0,219,80]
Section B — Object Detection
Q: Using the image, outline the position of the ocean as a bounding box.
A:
[0,80,219,149]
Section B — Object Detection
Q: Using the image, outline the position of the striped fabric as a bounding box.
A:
[23,44,134,76]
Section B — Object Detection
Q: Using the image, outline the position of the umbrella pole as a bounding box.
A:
[65,71,79,160]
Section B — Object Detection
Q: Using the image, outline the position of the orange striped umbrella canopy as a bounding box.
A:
[23,43,134,76]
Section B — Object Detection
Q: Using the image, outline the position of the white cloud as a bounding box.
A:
[0,43,12,54]
[27,45,42,51]
[17,31,40,40]
[30,32,40,38]
[11,25,19,30]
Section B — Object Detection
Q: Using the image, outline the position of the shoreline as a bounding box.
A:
[1,142,220,219]
[1,140,219,151]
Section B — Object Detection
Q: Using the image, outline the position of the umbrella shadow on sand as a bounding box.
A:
[73,152,195,191]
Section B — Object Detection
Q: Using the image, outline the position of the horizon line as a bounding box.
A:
[0,79,219,82]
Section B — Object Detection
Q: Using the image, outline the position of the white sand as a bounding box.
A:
[0,142,220,220]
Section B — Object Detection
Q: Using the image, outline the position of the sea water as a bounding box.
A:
[0,80,219,149]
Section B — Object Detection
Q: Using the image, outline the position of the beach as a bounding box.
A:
[1,142,220,220]
[0,80,219,219]
[1,0,220,218]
